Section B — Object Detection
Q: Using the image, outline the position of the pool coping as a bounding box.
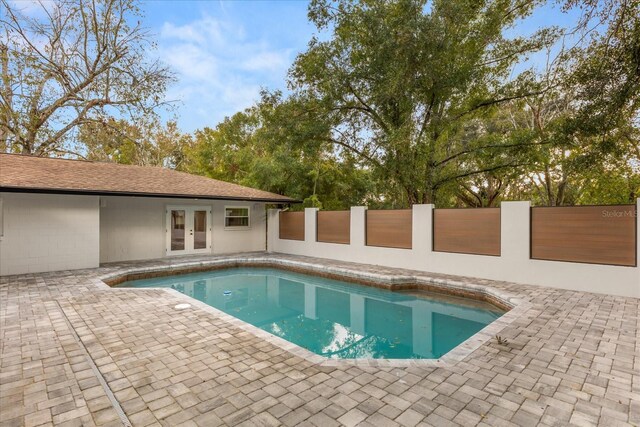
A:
[99,256,532,368]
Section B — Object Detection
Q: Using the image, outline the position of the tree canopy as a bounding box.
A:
[0,0,174,156]
[1,0,638,208]
[284,0,561,205]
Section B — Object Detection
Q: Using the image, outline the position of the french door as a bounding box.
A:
[166,206,212,255]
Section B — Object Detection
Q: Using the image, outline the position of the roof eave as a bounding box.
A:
[0,186,302,204]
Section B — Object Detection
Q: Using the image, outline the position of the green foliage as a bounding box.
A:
[183,93,377,209]
[285,0,558,206]
[302,195,323,209]
[78,118,191,168]
[17,0,638,209]
[577,165,640,205]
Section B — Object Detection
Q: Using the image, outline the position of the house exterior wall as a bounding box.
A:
[268,201,640,298]
[0,193,100,275]
[99,196,266,263]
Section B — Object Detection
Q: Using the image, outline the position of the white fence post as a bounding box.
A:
[351,206,367,249]
[501,201,530,263]
[305,208,318,244]
[412,204,433,255]
[267,208,280,253]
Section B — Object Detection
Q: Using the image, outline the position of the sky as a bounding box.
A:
[143,1,315,132]
[139,1,584,133]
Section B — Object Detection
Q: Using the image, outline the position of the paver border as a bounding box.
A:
[99,255,532,368]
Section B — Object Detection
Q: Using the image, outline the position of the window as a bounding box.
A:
[172,210,185,230]
[170,210,185,250]
[225,206,250,228]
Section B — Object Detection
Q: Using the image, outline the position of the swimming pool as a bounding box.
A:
[117,268,504,360]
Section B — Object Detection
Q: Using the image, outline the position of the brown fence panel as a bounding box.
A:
[366,210,412,249]
[433,208,501,256]
[531,205,636,266]
[279,211,305,241]
[317,211,350,244]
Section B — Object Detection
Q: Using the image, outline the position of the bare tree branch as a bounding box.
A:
[0,0,175,156]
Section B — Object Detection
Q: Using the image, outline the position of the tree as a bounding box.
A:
[284,0,558,206]
[491,0,640,206]
[77,117,192,168]
[479,83,640,206]
[498,86,582,206]
[559,0,640,157]
[185,92,376,209]
[575,151,640,204]
[0,0,174,156]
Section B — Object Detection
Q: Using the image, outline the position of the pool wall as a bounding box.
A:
[268,202,640,298]
[104,258,514,311]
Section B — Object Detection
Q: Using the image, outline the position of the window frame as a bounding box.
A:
[224,205,251,229]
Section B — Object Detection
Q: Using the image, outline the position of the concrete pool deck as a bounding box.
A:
[1,253,638,426]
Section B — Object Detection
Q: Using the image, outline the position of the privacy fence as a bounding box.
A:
[317,210,350,245]
[433,208,501,256]
[278,211,305,241]
[530,205,636,267]
[271,201,639,298]
[366,209,412,249]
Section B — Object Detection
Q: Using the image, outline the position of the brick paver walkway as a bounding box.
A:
[1,253,638,426]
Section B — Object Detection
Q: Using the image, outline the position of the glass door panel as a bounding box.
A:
[171,210,185,250]
[167,206,211,255]
[194,210,207,249]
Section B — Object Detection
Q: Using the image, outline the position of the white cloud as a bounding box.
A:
[241,50,291,72]
[158,14,293,130]
[162,44,218,81]
[7,0,52,17]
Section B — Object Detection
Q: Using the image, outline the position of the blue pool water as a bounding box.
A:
[117,268,503,359]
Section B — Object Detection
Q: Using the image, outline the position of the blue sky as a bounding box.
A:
[143,1,314,132]
[142,1,585,133]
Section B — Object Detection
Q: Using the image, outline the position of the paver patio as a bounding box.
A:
[1,253,638,427]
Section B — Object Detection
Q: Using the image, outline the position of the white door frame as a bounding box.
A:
[166,205,212,256]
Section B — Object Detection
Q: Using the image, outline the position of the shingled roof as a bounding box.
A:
[0,154,296,203]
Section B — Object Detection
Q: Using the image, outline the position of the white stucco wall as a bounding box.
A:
[99,196,267,263]
[0,193,100,275]
[268,201,640,298]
